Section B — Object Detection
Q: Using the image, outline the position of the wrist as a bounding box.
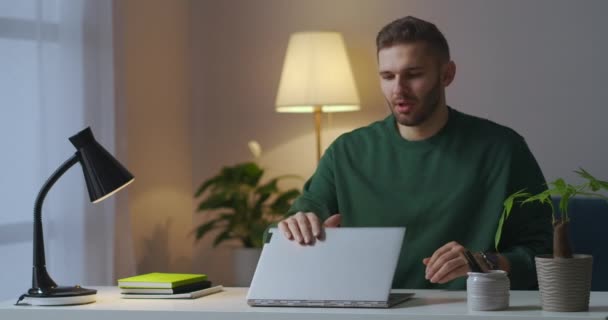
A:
[496,254,511,273]
[479,251,500,270]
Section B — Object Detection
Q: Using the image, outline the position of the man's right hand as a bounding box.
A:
[278,212,341,244]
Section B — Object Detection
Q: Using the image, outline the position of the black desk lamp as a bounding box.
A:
[22,127,134,306]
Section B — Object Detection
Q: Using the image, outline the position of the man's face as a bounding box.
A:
[378,42,446,127]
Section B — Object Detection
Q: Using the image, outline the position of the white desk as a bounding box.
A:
[1,287,607,320]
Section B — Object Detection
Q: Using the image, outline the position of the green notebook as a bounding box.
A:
[118,273,208,289]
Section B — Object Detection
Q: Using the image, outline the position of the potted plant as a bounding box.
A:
[498,168,608,311]
[194,142,301,286]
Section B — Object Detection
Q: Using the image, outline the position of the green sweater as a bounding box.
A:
[287,107,553,290]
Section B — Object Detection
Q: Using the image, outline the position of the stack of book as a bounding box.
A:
[118,272,223,299]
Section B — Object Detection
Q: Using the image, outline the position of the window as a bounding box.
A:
[0,0,115,300]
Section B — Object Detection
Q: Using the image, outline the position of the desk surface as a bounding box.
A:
[1,287,607,320]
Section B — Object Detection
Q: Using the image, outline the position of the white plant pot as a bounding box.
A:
[535,254,593,312]
[233,247,262,287]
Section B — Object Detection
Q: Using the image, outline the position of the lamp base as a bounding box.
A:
[23,286,97,306]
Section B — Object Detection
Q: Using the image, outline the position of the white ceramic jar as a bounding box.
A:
[467,270,510,311]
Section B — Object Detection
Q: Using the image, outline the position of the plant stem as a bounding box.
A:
[553,219,573,258]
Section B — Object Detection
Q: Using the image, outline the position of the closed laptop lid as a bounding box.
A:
[247,227,406,302]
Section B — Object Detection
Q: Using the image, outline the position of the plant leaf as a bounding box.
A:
[270,189,301,215]
[223,162,264,187]
[194,219,219,240]
[495,212,506,251]
[577,191,608,201]
[576,167,608,192]
[196,193,233,212]
[551,178,567,194]
[194,174,222,197]
[495,189,531,250]
[256,178,279,196]
[503,190,531,219]
[250,179,278,220]
[213,230,232,247]
[521,190,550,205]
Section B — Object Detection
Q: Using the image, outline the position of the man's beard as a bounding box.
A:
[388,76,442,127]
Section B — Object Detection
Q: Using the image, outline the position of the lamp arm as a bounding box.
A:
[31,153,79,290]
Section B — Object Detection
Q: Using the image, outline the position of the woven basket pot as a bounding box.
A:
[535,254,593,312]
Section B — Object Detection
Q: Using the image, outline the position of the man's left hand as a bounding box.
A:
[423,241,477,284]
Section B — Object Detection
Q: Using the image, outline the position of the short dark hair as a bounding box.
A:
[376,16,450,62]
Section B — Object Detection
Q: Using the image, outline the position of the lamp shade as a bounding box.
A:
[69,127,134,203]
[275,32,360,113]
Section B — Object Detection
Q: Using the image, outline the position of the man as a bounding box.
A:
[278,16,552,289]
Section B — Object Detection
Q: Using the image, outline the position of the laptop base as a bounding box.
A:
[248,292,414,308]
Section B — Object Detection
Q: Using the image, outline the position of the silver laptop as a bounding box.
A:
[247,227,413,308]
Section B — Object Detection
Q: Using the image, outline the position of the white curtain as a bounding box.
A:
[0,0,133,299]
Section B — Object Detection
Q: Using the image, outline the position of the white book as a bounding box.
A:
[120,285,223,299]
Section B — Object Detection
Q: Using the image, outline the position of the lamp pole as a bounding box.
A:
[314,105,322,163]
[32,154,79,291]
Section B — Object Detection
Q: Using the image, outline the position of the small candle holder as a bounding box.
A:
[467,270,510,311]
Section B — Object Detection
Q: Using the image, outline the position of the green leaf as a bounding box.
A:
[256,178,279,195]
[494,212,506,251]
[575,167,591,179]
[521,190,550,205]
[270,189,301,215]
[196,193,233,212]
[217,212,236,223]
[495,189,531,250]
[253,175,303,219]
[194,174,222,197]
[213,230,233,247]
[576,167,608,192]
[502,190,530,218]
[551,178,567,193]
[223,162,264,187]
[198,163,264,198]
[194,219,219,240]
[577,191,608,201]
[250,179,279,220]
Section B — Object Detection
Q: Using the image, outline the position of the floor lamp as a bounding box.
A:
[275,32,360,163]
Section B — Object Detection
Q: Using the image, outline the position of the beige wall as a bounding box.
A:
[116,0,193,275]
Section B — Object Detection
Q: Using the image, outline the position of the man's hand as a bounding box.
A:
[278,212,341,244]
[423,241,477,284]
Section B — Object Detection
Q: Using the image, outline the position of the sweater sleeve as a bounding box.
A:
[286,142,339,221]
[499,136,553,289]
